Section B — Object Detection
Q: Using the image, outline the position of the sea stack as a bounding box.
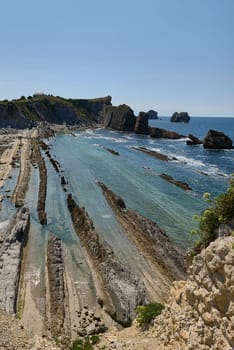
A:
[203,129,233,149]
[171,112,190,123]
[135,112,150,134]
[104,104,136,131]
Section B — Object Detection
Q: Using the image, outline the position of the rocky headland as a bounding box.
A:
[0,94,111,129]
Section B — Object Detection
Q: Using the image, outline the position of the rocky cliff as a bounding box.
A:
[0,95,111,129]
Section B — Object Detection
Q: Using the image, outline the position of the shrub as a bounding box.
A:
[191,175,234,253]
[70,335,100,350]
[136,303,165,330]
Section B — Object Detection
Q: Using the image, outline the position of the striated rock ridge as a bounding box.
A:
[0,207,30,314]
[98,183,186,289]
[171,112,190,123]
[153,236,234,350]
[203,129,233,149]
[46,235,66,338]
[104,104,136,131]
[67,193,147,326]
[159,173,192,191]
[135,112,150,134]
[133,146,178,161]
[11,138,31,207]
[31,141,47,225]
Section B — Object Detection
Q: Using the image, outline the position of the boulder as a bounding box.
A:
[171,112,190,123]
[135,112,150,134]
[186,134,203,146]
[203,129,233,149]
[146,110,158,119]
[104,104,136,131]
[150,127,185,139]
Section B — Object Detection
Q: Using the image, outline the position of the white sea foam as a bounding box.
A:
[101,214,112,219]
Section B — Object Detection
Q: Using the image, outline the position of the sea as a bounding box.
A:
[1,117,234,251]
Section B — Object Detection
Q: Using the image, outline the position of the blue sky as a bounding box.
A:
[0,0,233,116]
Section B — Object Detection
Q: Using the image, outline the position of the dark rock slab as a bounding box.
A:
[187,134,203,146]
[203,129,233,149]
[133,146,177,161]
[159,173,192,191]
[150,127,185,139]
[171,112,190,123]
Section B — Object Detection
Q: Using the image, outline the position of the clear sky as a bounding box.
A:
[0,0,233,116]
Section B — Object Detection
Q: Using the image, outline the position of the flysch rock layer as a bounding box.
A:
[31,140,47,224]
[67,193,147,326]
[0,207,30,313]
[46,235,66,338]
[11,137,31,207]
[98,183,186,289]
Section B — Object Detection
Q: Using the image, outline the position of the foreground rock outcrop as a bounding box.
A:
[0,208,30,313]
[153,236,234,349]
[104,104,136,131]
[203,129,233,149]
[67,194,147,326]
[171,112,190,123]
[98,236,234,350]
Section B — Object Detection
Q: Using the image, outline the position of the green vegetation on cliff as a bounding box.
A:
[192,175,234,253]
[0,94,112,128]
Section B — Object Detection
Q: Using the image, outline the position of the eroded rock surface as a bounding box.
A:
[0,207,30,313]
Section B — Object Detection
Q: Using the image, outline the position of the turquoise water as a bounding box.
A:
[47,118,233,250]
